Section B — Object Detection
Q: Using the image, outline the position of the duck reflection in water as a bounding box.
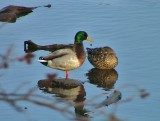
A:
[86,68,118,89]
[86,68,121,107]
[37,78,90,119]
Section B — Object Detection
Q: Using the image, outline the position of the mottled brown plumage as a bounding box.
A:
[87,47,118,69]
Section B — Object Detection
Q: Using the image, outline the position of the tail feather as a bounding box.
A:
[24,40,39,53]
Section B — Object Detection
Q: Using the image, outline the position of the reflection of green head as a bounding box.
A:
[74,31,88,43]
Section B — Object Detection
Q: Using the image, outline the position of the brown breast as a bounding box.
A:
[74,43,86,65]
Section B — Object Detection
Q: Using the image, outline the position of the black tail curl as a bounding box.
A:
[24,40,39,53]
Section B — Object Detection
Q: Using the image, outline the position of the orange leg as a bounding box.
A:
[66,71,69,79]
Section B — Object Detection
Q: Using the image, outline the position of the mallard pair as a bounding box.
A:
[24,31,118,79]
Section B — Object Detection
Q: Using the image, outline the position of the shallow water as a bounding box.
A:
[0,0,160,121]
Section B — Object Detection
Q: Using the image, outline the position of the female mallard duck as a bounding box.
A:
[38,31,93,78]
[87,47,118,69]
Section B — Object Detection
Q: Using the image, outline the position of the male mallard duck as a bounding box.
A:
[87,47,118,69]
[38,31,93,78]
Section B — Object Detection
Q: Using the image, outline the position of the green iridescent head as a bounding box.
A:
[74,31,93,43]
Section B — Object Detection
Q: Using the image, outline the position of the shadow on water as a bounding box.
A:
[0,4,51,23]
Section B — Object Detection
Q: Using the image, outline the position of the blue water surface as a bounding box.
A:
[0,0,160,121]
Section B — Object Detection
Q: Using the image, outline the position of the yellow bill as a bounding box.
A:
[86,37,94,42]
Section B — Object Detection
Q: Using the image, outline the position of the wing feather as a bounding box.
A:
[43,48,73,60]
